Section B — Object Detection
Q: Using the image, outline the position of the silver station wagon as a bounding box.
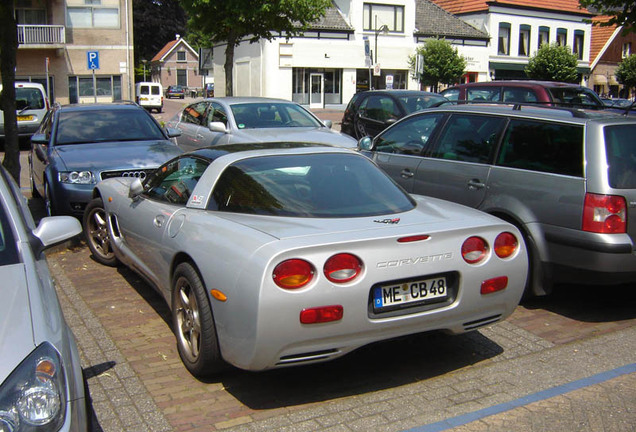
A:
[360,104,636,297]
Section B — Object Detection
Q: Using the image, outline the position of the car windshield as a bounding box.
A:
[230,103,322,129]
[605,124,636,189]
[210,153,415,217]
[399,94,446,114]
[15,87,45,110]
[547,87,602,108]
[55,109,166,145]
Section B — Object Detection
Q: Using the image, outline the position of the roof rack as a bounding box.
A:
[448,100,615,119]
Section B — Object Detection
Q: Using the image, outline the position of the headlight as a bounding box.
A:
[0,343,67,431]
[58,171,94,184]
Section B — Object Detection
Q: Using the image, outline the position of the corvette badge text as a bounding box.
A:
[377,253,453,268]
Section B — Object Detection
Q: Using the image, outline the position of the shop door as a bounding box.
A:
[310,73,324,108]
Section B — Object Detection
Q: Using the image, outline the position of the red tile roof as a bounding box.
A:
[151,39,179,63]
[431,0,590,15]
[590,15,619,64]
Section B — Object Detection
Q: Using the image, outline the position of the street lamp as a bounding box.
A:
[141,59,147,81]
[374,17,389,64]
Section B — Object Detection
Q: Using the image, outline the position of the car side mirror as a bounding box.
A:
[358,136,373,151]
[128,177,144,198]
[31,133,48,145]
[208,121,228,133]
[322,120,333,129]
[165,127,181,138]
[31,216,82,255]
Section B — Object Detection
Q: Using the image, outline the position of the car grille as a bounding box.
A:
[100,169,154,181]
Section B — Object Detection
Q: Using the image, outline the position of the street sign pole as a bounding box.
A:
[93,69,97,103]
[87,51,100,103]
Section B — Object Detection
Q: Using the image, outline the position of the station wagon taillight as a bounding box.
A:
[494,232,519,258]
[324,253,362,283]
[462,236,488,264]
[582,193,626,234]
[273,259,314,289]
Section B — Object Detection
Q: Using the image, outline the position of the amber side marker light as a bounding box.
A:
[300,305,343,324]
[210,289,227,302]
[481,276,508,295]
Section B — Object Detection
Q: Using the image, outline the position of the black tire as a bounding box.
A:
[83,197,119,267]
[44,181,56,216]
[354,117,367,139]
[172,262,225,377]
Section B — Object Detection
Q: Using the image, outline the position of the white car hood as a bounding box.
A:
[233,127,357,148]
[0,264,35,381]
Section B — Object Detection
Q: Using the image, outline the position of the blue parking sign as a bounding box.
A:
[87,51,100,70]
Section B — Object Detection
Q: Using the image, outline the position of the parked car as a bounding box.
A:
[341,90,449,139]
[135,82,163,113]
[166,85,185,99]
[166,97,357,151]
[0,164,88,430]
[29,102,183,216]
[359,103,636,297]
[83,143,527,376]
[440,80,605,109]
[0,81,49,138]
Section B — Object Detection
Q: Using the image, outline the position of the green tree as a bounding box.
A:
[525,43,579,82]
[579,1,636,33]
[0,1,20,182]
[180,0,330,96]
[616,54,636,99]
[410,39,466,92]
[133,0,187,69]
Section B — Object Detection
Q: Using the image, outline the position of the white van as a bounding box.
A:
[135,82,163,113]
[0,82,49,138]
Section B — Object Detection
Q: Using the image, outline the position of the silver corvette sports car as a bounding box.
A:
[83,143,528,376]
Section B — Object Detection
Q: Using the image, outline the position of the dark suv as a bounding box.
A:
[341,90,448,139]
[359,104,636,296]
[440,80,605,109]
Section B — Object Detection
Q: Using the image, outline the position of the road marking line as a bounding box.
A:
[406,363,636,432]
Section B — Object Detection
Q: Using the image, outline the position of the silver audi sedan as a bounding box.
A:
[165,97,357,151]
[0,166,87,430]
[84,143,527,377]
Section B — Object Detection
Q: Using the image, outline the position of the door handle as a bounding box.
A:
[467,179,485,190]
[153,215,165,228]
[400,169,414,179]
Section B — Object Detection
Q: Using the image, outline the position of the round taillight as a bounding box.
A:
[462,236,488,264]
[494,232,518,259]
[324,253,362,283]
[273,259,314,289]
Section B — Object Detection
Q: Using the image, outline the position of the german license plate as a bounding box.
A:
[17,115,33,121]
[373,276,447,310]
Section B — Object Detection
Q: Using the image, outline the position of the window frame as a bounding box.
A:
[498,22,511,56]
[518,24,531,57]
[363,3,405,33]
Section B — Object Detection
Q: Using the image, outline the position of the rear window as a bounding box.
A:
[56,108,165,144]
[497,119,584,177]
[15,87,45,110]
[210,153,415,217]
[547,87,602,108]
[398,94,446,114]
[605,124,636,189]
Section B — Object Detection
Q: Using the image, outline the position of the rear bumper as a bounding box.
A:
[544,225,636,285]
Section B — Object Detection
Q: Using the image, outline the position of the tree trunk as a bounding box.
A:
[224,30,237,97]
[0,2,20,183]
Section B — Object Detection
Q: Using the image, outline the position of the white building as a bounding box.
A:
[432,0,594,81]
[212,0,489,107]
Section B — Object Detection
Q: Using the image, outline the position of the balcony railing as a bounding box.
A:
[18,24,65,45]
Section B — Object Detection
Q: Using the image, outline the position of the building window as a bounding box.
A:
[68,75,121,103]
[177,51,186,62]
[573,30,584,60]
[557,28,567,46]
[363,3,404,32]
[518,25,531,56]
[498,23,510,55]
[66,0,119,28]
[177,69,187,87]
[538,26,550,48]
[15,0,47,25]
[623,42,632,58]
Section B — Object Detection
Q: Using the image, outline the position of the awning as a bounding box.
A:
[593,74,608,85]
[609,76,619,86]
